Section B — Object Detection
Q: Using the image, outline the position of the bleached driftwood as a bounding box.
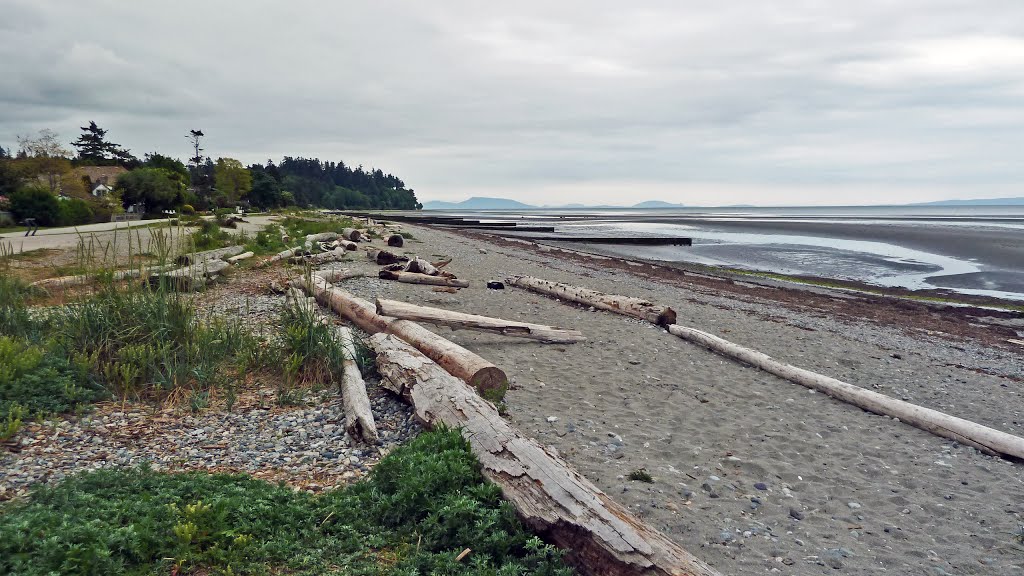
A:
[370,333,720,576]
[508,275,677,326]
[315,268,365,283]
[379,270,469,288]
[337,326,378,443]
[176,245,245,266]
[666,324,1024,460]
[342,227,362,242]
[404,257,437,276]
[295,274,506,397]
[226,251,255,263]
[367,249,408,265]
[263,246,302,266]
[149,259,229,291]
[31,264,177,289]
[375,298,584,343]
[340,240,358,251]
[304,232,339,250]
[293,247,347,265]
[387,234,404,247]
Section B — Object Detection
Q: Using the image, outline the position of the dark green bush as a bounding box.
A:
[9,184,59,226]
[57,197,94,226]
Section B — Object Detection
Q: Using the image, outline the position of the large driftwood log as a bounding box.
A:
[387,234,404,247]
[367,249,408,265]
[340,240,358,251]
[295,274,506,397]
[404,257,438,276]
[337,326,378,443]
[508,275,676,326]
[295,247,347,265]
[263,246,302,266]
[315,268,365,283]
[379,270,469,288]
[342,228,362,242]
[176,245,245,266]
[667,324,1024,460]
[370,333,720,576]
[149,259,229,291]
[376,298,585,343]
[31,264,176,289]
[304,232,339,249]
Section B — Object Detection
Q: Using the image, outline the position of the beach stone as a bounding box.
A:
[847,502,861,509]
[718,530,735,544]
[789,508,805,521]
[754,482,768,490]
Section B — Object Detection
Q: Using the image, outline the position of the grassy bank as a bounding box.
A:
[0,428,570,576]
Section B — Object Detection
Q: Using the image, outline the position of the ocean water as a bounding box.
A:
[434,206,1024,301]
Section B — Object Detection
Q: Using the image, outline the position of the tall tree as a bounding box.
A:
[213,158,252,202]
[16,129,71,193]
[70,121,135,166]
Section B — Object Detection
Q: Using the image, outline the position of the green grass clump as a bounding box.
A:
[0,428,572,576]
[0,336,104,417]
[190,220,234,251]
[627,468,654,483]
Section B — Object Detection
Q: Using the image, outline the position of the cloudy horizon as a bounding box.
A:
[3,1,1023,206]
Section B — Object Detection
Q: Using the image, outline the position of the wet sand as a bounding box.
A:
[328,223,1024,575]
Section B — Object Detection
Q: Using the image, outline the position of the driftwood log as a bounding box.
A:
[508,276,676,326]
[340,240,358,251]
[370,333,720,576]
[342,228,362,242]
[149,259,228,291]
[227,251,254,263]
[379,270,469,288]
[667,324,1024,460]
[337,326,378,443]
[387,234,404,247]
[295,274,506,397]
[375,298,584,343]
[263,246,302,266]
[367,249,408,265]
[296,247,347,265]
[314,268,365,283]
[31,264,177,289]
[304,232,339,249]
[404,257,438,276]
[176,245,245,266]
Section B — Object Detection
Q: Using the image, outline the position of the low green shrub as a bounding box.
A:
[0,336,104,417]
[0,428,572,576]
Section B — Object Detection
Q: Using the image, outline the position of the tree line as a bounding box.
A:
[0,122,420,227]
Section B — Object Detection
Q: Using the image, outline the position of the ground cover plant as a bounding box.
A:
[0,428,572,576]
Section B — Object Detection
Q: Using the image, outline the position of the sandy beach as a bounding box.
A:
[333,223,1024,575]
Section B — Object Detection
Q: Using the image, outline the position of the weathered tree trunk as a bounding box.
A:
[366,249,408,265]
[227,251,255,263]
[370,333,720,576]
[375,298,585,343]
[305,232,339,250]
[342,228,362,242]
[379,270,469,288]
[295,274,506,398]
[176,245,245,266]
[300,247,347,265]
[404,257,438,276]
[314,268,364,283]
[337,326,378,443]
[666,324,1024,460]
[507,276,676,326]
[31,264,177,289]
[340,240,358,251]
[263,246,302,266]
[149,259,229,291]
[387,234,404,247]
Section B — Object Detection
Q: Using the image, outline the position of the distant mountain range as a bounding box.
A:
[420,196,685,210]
[910,196,1024,206]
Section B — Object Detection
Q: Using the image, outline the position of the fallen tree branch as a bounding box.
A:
[294,274,506,398]
[226,251,255,263]
[379,270,469,288]
[176,245,245,266]
[375,298,584,343]
[667,324,1024,460]
[370,333,720,576]
[507,275,676,326]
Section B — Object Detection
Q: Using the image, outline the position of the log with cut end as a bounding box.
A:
[369,333,720,576]
[226,251,254,263]
[294,274,506,397]
[342,227,362,242]
[263,246,302,266]
[666,324,1024,460]
[149,259,229,291]
[375,298,584,343]
[404,257,437,276]
[387,234,404,247]
[340,240,358,251]
[379,270,469,288]
[304,232,339,250]
[366,249,408,265]
[175,245,245,266]
[507,275,676,326]
[337,326,378,443]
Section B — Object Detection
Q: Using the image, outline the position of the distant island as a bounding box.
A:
[421,196,685,210]
[910,197,1024,206]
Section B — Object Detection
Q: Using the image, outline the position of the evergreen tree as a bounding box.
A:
[71,121,134,166]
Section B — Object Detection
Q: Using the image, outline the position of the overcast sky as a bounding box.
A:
[2,1,1023,206]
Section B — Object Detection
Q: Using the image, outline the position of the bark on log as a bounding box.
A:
[31,264,177,289]
[369,333,720,576]
[508,275,676,326]
[342,228,362,242]
[367,249,408,265]
[337,326,378,443]
[295,274,506,397]
[149,259,229,291]
[379,270,469,288]
[387,234,404,247]
[176,245,245,266]
[226,251,255,263]
[404,257,438,276]
[375,298,585,343]
[340,240,358,251]
[666,324,1024,460]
